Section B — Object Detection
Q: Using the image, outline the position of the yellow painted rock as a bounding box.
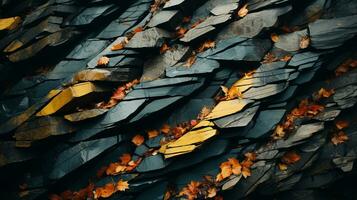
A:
[0,16,21,30]
[205,99,253,120]
[36,82,106,116]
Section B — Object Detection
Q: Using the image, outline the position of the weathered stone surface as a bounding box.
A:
[64,109,108,122]
[211,3,238,15]
[49,136,118,180]
[141,44,190,81]
[309,15,357,49]
[274,29,309,52]
[206,39,271,61]
[180,14,231,42]
[125,27,172,49]
[245,109,285,138]
[243,83,287,100]
[214,105,259,128]
[166,58,220,77]
[136,154,169,172]
[216,6,292,39]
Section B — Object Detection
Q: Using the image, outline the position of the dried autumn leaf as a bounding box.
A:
[176,26,187,38]
[335,59,357,76]
[262,52,278,63]
[117,180,129,191]
[133,26,143,33]
[220,162,233,179]
[237,4,248,17]
[97,56,110,66]
[229,158,242,175]
[111,37,128,51]
[197,40,215,52]
[335,120,349,130]
[280,54,292,62]
[215,173,224,182]
[281,151,301,165]
[161,124,171,134]
[120,153,131,165]
[160,43,170,54]
[190,119,198,127]
[179,181,201,200]
[317,88,334,99]
[207,187,217,198]
[299,36,310,49]
[94,183,116,199]
[183,55,197,67]
[132,135,144,146]
[331,131,349,145]
[273,125,285,139]
[198,106,212,120]
[278,163,288,171]
[307,104,324,115]
[227,86,242,100]
[244,152,257,161]
[271,33,279,42]
[241,167,251,178]
[147,130,159,138]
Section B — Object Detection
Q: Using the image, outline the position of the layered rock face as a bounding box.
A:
[0,0,357,199]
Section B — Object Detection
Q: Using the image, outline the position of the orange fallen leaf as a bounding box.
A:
[244,152,257,161]
[207,187,217,198]
[336,59,356,76]
[220,162,233,179]
[273,125,285,139]
[94,183,116,199]
[179,181,201,200]
[237,4,248,17]
[176,26,187,38]
[147,130,160,138]
[197,40,215,52]
[132,135,145,146]
[133,26,143,33]
[241,167,251,178]
[281,151,301,165]
[335,120,349,130]
[198,106,212,120]
[280,55,292,62]
[271,33,279,42]
[117,180,129,191]
[317,88,334,99]
[331,131,349,145]
[160,43,170,54]
[111,37,129,51]
[161,124,171,135]
[120,153,132,165]
[183,55,197,67]
[299,36,310,49]
[97,56,110,66]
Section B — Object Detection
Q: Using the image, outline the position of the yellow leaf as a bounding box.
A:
[237,4,248,17]
[300,36,310,49]
[116,180,129,191]
[97,56,110,66]
[271,33,279,42]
